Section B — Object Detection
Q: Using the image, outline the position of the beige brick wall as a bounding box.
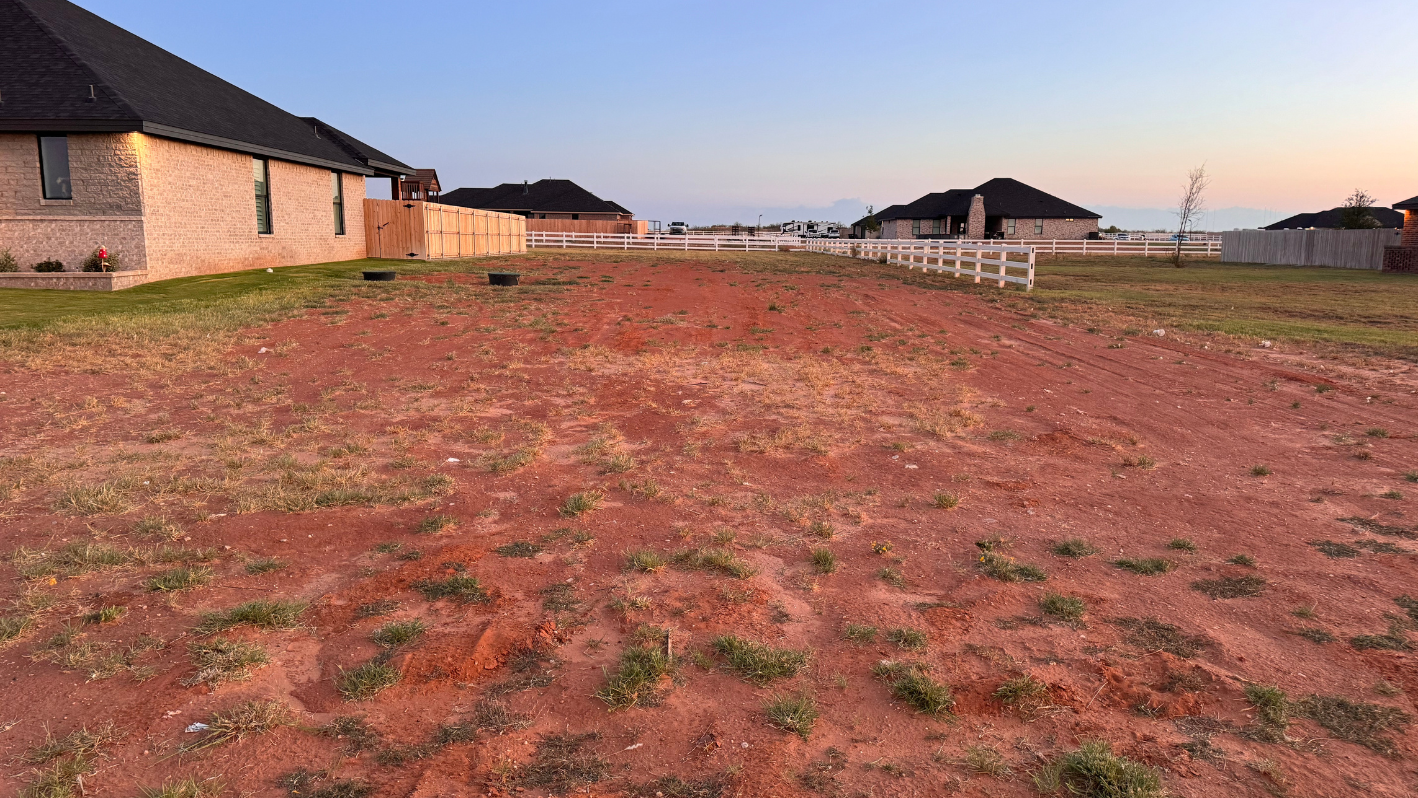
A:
[999,217,1098,241]
[0,132,148,270]
[139,135,365,281]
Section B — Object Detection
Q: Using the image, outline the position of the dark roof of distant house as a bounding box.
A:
[1262,206,1405,230]
[441,179,632,216]
[301,118,412,176]
[874,178,1099,220]
[1394,195,1418,211]
[0,0,400,174]
[851,204,904,227]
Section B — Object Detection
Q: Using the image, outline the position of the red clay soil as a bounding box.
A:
[2,256,1417,797]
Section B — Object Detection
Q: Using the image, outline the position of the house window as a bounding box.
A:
[1007,218,1016,235]
[931,219,941,235]
[254,158,272,234]
[39,135,72,200]
[1034,219,1044,235]
[331,172,345,235]
[912,220,921,236]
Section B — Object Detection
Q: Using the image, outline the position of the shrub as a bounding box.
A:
[810,547,836,574]
[81,248,123,272]
[34,259,65,273]
[0,249,17,272]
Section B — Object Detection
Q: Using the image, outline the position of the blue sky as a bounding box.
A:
[78,0,1418,227]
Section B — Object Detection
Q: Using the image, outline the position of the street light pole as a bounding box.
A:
[757,214,762,236]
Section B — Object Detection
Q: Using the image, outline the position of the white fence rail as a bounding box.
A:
[804,238,1035,291]
[527,231,794,251]
[974,238,1219,256]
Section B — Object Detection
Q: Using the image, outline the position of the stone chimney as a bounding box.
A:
[966,194,986,239]
[1404,209,1418,248]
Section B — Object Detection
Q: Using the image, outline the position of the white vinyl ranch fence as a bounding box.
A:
[994,238,1219,256]
[803,238,1036,290]
[527,231,791,251]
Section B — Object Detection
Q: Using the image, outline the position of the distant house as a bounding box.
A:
[861,178,1100,240]
[442,179,633,223]
[1263,206,1406,230]
[0,0,413,287]
[396,169,442,203]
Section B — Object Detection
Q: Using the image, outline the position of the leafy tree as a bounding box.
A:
[1339,189,1381,229]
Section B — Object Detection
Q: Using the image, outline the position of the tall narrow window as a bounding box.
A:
[39,135,72,199]
[1007,218,1016,235]
[912,219,921,237]
[254,158,272,234]
[931,219,941,235]
[331,171,345,235]
[1034,219,1044,235]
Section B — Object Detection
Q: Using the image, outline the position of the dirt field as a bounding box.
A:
[2,252,1416,797]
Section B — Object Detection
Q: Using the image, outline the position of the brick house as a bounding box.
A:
[0,0,413,288]
[1381,194,1418,273]
[441,179,634,223]
[857,178,1100,240]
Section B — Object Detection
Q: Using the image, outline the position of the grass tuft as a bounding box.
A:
[182,700,292,753]
[885,627,927,651]
[145,565,212,592]
[809,547,836,574]
[1033,740,1163,797]
[338,660,402,701]
[1113,557,1174,576]
[417,514,458,534]
[844,624,877,644]
[371,619,427,648]
[1167,538,1196,552]
[1191,575,1267,599]
[413,574,490,604]
[673,547,756,579]
[196,599,306,634]
[624,549,666,573]
[560,490,604,516]
[1040,592,1086,623]
[1245,684,1290,742]
[186,637,268,686]
[494,541,542,558]
[1052,538,1098,558]
[519,732,609,794]
[873,661,954,715]
[595,632,674,711]
[765,693,818,739]
[1111,617,1207,658]
[1294,694,1411,757]
[138,777,226,798]
[979,552,1046,582]
[712,635,809,684]
[931,491,960,509]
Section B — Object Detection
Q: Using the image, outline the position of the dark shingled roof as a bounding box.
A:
[301,118,412,177]
[0,0,401,174]
[1393,195,1418,211]
[441,179,632,216]
[875,178,1100,221]
[852,204,904,227]
[1263,206,1405,230]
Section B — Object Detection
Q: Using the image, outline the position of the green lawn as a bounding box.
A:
[1024,256,1418,357]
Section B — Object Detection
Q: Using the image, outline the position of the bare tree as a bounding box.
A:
[1173,164,1209,267]
[1340,188,1381,229]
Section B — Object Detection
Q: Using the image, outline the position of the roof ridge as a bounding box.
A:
[12,0,140,120]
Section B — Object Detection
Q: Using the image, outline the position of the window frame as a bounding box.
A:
[911,219,921,237]
[254,157,273,234]
[1006,218,1016,235]
[331,171,345,236]
[38,134,73,200]
[1034,219,1044,235]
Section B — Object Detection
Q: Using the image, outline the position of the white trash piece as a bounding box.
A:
[185,722,210,733]
[1260,340,1273,349]
[266,268,274,273]
[258,347,270,354]
[447,457,460,463]
[1152,329,1166,337]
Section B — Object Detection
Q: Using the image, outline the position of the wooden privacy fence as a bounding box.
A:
[527,219,649,235]
[364,199,526,260]
[1221,229,1401,270]
[804,239,1035,291]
